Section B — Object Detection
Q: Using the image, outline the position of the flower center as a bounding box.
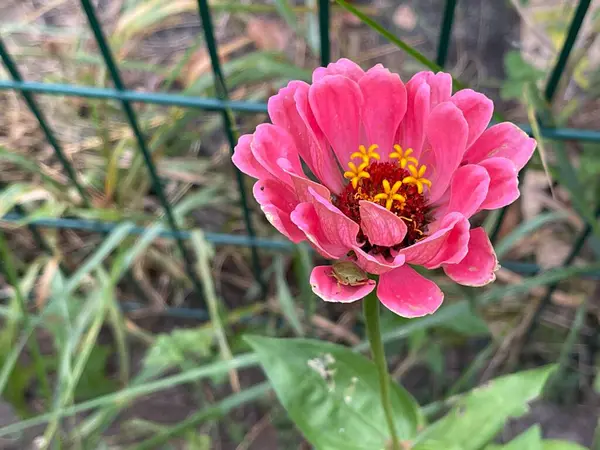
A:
[334,144,433,254]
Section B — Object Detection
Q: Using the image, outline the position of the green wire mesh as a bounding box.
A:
[0,0,598,298]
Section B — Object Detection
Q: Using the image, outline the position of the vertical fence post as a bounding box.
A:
[515,0,596,354]
[195,0,265,292]
[544,0,592,102]
[490,0,592,244]
[318,0,331,66]
[78,0,208,303]
[0,37,90,208]
[437,0,458,68]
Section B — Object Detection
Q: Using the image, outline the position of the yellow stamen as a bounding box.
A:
[351,144,381,164]
[390,145,418,169]
[374,179,406,210]
[344,161,370,189]
[402,164,432,194]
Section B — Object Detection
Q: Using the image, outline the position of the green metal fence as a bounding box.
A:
[0,0,599,311]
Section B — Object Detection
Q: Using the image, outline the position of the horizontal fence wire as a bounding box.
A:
[195,0,264,290]
[0,0,598,306]
[79,0,208,303]
[3,213,600,280]
[1,80,599,142]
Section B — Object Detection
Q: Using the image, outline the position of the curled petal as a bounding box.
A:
[451,89,494,148]
[479,157,520,210]
[252,124,305,186]
[280,159,331,203]
[463,122,536,170]
[421,102,469,203]
[309,75,364,167]
[410,71,453,108]
[359,66,407,158]
[377,265,444,318]
[359,201,408,247]
[310,266,376,303]
[290,187,360,258]
[232,134,271,180]
[440,164,490,218]
[253,180,304,243]
[308,187,361,249]
[399,212,470,269]
[291,203,346,259]
[353,247,406,275]
[269,81,344,193]
[312,58,365,83]
[444,228,499,286]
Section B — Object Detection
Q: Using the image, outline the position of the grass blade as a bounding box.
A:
[274,255,304,336]
[64,222,135,295]
[495,211,571,258]
[190,231,240,392]
[0,353,260,438]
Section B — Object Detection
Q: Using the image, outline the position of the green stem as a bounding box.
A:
[0,232,52,404]
[363,291,401,450]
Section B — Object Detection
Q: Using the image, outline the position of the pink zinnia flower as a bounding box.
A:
[233,59,536,318]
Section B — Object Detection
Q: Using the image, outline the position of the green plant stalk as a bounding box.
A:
[363,291,400,450]
[0,232,52,404]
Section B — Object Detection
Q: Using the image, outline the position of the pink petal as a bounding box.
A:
[291,203,346,259]
[353,247,406,275]
[444,227,498,286]
[463,122,537,170]
[359,201,408,247]
[440,164,490,218]
[479,157,520,210]
[307,187,361,249]
[268,81,344,193]
[377,265,444,318]
[284,164,331,203]
[359,66,407,157]
[251,124,304,186]
[421,102,469,203]
[232,134,271,180]
[253,180,305,243]
[312,58,365,83]
[310,266,376,303]
[397,71,452,158]
[395,81,430,158]
[451,89,494,148]
[410,71,453,108]
[309,75,364,167]
[290,187,360,258]
[399,212,470,269]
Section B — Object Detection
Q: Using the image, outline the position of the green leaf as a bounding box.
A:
[144,328,214,372]
[542,441,589,450]
[416,366,555,450]
[246,335,421,450]
[438,306,489,337]
[74,345,119,401]
[184,432,211,450]
[413,443,463,450]
[485,425,542,449]
[501,51,544,101]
